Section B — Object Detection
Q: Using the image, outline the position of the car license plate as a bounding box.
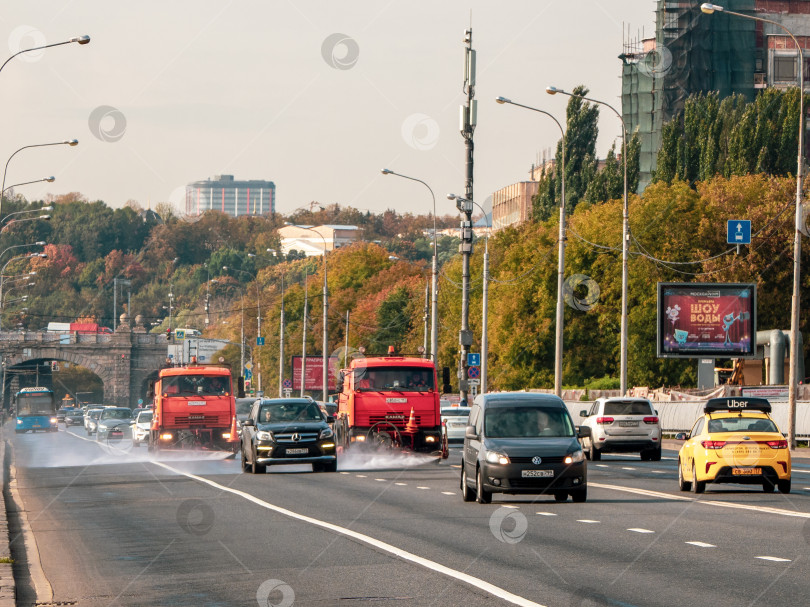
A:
[522,469,554,478]
[33,425,42,428]
[619,421,639,427]
[733,467,762,475]
[286,448,308,455]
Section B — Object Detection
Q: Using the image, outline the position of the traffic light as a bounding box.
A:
[166,327,172,339]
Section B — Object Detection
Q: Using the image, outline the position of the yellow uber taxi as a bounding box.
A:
[677,397,791,494]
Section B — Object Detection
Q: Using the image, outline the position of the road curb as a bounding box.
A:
[0,435,15,606]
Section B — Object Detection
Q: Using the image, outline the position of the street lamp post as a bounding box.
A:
[1,35,90,75]
[0,251,45,329]
[447,194,491,393]
[701,3,804,448]
[223,265,262,393]
[547,85,628,395]
[381,169,439,363]
[285,224,329,402]
[496,96,567,397]
[1,140,78,221]
[1,179,55,202]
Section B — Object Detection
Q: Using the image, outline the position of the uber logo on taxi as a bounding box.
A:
[727,400,748,408]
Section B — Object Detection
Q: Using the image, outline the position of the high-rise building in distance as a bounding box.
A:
[185,175,275,217]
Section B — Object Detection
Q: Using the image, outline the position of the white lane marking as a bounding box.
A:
[686,541,716,548]
[627,528,654,534]
[153,461,548,607]
[340,472,350,475]
[417,486,430,490]
[536,512,557,516]
[577,520,600,524]
[661,456,676,460]
[450,464,461,468]
[501,505,519,509]
[755,556,791,562]
[395,482,407,486]
[589,482,810,519]
[651,470,666,474]
[356,475,367,478]
[441,491,455,496]
[375,478,386,482]
[621,467,636,471]
[595,464,609,468]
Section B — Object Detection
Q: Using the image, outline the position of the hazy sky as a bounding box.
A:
[1,1,656,217]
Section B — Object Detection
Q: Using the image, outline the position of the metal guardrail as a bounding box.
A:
[564,400,810,438]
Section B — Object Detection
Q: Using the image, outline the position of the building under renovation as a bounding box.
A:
[623,0,810,192]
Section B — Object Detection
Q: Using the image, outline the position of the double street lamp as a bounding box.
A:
[223,266,262,392]
[701,3,804,448]
[547,86,629,396]
[495,96,567,397]
[285,223,329,402]
[381,169,439,363]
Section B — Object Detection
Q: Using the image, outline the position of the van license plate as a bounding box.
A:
[522,469,554,478]
[733,467,761,475]
[286,448,308,455]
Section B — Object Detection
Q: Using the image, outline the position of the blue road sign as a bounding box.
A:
[467,352,480,367]
[468,366,480,379]
[282,378,292,389]
[257,336,265,346]
[244,369,253,380]
[727,220,751,245]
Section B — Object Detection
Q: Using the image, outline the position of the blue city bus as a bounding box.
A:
[15,387,58,433]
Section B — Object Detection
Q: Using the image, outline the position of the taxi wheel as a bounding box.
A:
[691,463,705,494]
[475,468,492,504]
[762,479,775,493]
[778,479,791,494]
[678,459,691,492]
[460,467,476,502]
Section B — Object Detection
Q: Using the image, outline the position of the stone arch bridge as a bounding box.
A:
[0,320,169,409]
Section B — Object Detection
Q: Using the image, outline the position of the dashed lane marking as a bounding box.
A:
[536,512,557,516]
[755,556,791,562]
[686,541,716,548]
[577,520,600,524]
[395,482,407,486]
[441,492,455,496]
[627,528,654,534]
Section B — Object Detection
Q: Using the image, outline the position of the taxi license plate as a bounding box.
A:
[733,467,762,475]
[286,448,308,455]
[619,421,638,427]
[522,469,554,478]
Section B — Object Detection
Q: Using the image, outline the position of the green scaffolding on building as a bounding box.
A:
[623,0,756,191]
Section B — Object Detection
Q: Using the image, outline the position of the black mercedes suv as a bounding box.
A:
[240,397,337,474]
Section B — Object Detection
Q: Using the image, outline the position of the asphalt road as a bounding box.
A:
[5,425,810,607]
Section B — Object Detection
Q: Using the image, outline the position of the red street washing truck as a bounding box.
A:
[335,347,448,458]
[148,360,238,453]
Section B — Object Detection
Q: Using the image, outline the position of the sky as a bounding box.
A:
[0,1,657,218]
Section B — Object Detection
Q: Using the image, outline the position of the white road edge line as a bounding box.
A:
[588,482,810,519]
[152,461,548,607]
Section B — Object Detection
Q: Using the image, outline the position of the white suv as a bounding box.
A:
[578,398,661,461]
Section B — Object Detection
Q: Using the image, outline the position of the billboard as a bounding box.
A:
[657,283,756,358]
[292,356,340,392]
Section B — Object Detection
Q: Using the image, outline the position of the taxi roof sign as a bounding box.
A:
[704,397,771,414]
